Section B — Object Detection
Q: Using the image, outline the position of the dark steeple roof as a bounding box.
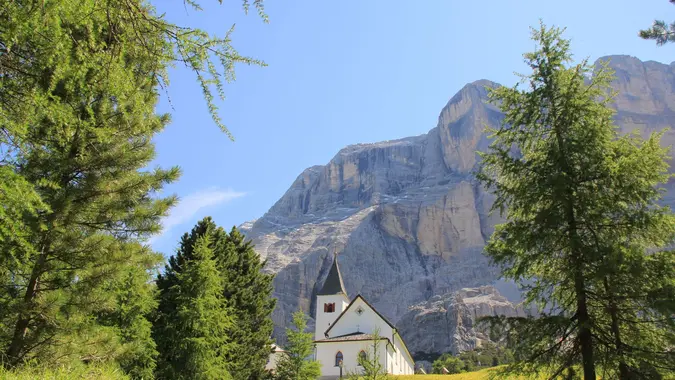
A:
[317,253,347,296]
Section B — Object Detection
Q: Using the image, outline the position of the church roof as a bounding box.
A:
[317,254,347,296]
[270,344,286,352]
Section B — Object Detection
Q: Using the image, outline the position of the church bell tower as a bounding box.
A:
[315,252,350,340]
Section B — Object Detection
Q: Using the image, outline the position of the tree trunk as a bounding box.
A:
[5,147,75,366]
[566,193,595,380]
[574,269,596,380]
[555,121,596,380]
[4,247,48,366]
[559,178,596,379]
[604,276,630,379]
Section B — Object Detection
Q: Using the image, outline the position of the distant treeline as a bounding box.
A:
[430,343,514,375]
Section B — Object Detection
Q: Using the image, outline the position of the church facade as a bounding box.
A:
[313,255,415,376]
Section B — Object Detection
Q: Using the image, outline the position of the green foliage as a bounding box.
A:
[0,27,173,371]
[220,226,277,379]
[640,0,675,45]
[1,0,267,374]
[1,5,177,358]
[0,167,47,258]
[432,354,464,374]
[274,310,320,380]
[431,343,513,375]
[164,235,233,379]
[458,342,514,371]
[154,217,276,379]
[0,0,266,145]
[477,22,675,380]
[97,246,161,379]
[154,228,232,379]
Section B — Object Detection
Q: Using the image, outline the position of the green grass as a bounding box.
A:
[394,367,547,379]
[395,367,496,379]
[0,364,129,380]
[395,366,621,379]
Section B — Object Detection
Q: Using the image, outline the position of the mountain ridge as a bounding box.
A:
[240,54,675,353]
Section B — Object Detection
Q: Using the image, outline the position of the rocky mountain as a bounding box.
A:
[239,55,675,353]
[398,286,535,356]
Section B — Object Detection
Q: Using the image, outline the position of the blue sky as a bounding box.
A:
[148,0,674,255]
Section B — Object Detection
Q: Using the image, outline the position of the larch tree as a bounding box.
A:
[274,310,320,380]
[1,0,181,364]
[640,0,675,45]
[0,0,267,372]
[477,23,675,380]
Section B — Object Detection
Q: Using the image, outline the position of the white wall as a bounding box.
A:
[378,339,415,375]
[315,338,414,375]
[320,297,415,375]
[265,350,284,373]
[315,294,350,340]
[315,340,387,377]
[393,333,415,375]
[327,298,393,340]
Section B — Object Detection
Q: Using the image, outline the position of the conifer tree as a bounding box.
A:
[0,15,178,361]
[154,219,227,378]
[0,0,267,370]
[155,218,230,315]
[155,218,276,379]
[97,245,161,379]
[477,23,675,379]
[220,226,277,379]
[158,235,233,380]
[274,310,320,380]
[640,0,675,45]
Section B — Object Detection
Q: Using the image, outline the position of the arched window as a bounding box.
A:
[358,350,367,365]
[335,351,343,367]
[324,303,335,313]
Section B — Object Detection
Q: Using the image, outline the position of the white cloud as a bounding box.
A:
[149,187,246,245]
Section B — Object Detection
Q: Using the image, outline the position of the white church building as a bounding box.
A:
[312,254,415,376]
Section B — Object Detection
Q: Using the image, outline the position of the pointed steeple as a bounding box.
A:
[318,251,347,296]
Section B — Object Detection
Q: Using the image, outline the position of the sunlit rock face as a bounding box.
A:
[240,55,675,351]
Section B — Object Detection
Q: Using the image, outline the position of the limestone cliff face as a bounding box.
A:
[240,55,675,349]
[397,286,530,356]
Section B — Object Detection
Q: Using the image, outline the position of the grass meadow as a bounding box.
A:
[395,367,550,379]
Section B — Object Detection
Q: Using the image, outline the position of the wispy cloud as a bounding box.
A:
[149,187,246,245]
